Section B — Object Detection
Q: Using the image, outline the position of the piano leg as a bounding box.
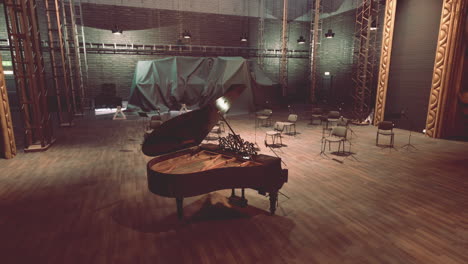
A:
[269,192,278,215]
[176,197,184,219]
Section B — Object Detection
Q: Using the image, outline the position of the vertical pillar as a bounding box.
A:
[353,0,381,121]
[374,0,398,125]
[0,54,16,159]
[309,0,321,103]
[279,0,289,97]
[44,0,73,126]
[425,0,468,138]
[3,0,54,152]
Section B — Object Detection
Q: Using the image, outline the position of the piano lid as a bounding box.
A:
[142,84,246,156]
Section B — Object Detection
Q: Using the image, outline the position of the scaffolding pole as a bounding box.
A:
[352,0,380,121]
[257,0,265,69]
[59,0,77,115]
[309,0,322,103]
[44,0,73,126]
[66,0,85,115]
[279,0,289,97]
[3,0,54,152]
[75,0,88,99]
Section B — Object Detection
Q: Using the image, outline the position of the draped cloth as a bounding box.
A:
[127,57,267,115]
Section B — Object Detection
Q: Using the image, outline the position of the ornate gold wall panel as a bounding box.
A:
[374,0,398,125]
[425,0,467,138]
[0,54,16,159]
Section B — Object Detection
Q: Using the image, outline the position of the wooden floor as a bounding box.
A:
[1,110,467,264]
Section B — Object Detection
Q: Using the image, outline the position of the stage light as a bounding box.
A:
[325,29,335,39]
[297,35,306,44]
[216,97,230,113]
[324,72,330,76]
[370,20,378,31]
[111,25,123,35]
[3,70,13,75]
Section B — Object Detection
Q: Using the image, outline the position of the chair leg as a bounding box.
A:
[376,133,379,146]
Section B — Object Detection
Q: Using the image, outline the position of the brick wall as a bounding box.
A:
[1,2,362,107]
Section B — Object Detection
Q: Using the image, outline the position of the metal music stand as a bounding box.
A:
[400,111,417,151]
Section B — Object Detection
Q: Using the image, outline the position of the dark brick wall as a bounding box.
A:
[79,3,312,102]
[1,2,366,107]
[386,0,443,131]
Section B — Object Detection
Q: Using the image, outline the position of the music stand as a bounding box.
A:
[401,111,417,151]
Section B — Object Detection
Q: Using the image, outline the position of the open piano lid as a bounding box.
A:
[142,84,246,157]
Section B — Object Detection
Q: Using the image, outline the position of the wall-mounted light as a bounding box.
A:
[370,20,378,31]
[324,72,330,76]
[3,70,14,75]
[111,25,123,35]
[182,30,192,39]
[325,29,335,39]
[297,35,306,44]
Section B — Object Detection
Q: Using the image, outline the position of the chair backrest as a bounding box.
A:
[331,126,347,138]
[328,111,341,119]
[287,114,298,122]
[337,117,349,126]
[311,108,322,115]
[274,122,285,132]
[264,109,273,116]
[378,121,393,130]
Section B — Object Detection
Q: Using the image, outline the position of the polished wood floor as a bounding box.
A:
[1,110,467,264]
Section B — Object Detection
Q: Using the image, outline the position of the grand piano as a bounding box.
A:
[143,84,288,219]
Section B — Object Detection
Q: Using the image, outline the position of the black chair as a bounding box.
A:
[376,121,395,147]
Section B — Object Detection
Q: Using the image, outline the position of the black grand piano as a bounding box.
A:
[142,85,288,219]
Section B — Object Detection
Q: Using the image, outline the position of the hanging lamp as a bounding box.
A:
[325,29,335,38]
[182,30,192,39]
[297,35,306,44]
[111,24,123,35]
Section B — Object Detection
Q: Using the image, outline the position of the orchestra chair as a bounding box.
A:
[376,121,395,147]
[310,108,323,125]
[321,126,348,154]
[256,109,273,127]
[282,114,298,136]
[327,111,341,127]
[265,122,285,147]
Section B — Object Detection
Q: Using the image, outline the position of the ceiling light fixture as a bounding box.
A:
[325,29,335,39]
[297,35,306,44]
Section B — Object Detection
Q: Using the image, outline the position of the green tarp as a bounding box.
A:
[127,56,262,115]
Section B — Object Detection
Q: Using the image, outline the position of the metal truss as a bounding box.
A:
[257,0,266,69]
[352,0,381,121]
[279,0,289,97]
[44,0,73,126]
[309,0,322,103]
[64,0,85,115]
[59,0,78,115]
[3,0,54,152]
